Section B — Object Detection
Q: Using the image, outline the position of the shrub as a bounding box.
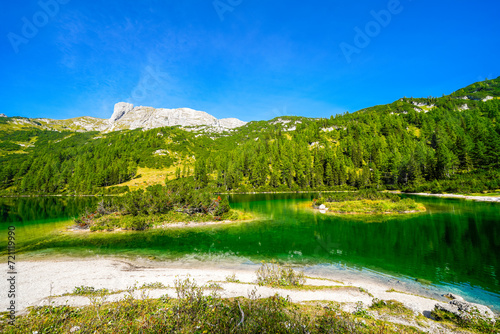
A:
[256,261,306,287]
[221,209,240,221]
[313,196,324,206]
[72,286,109,296]
[121,216,150,230]
[226,273,240,283]
[140,282,167,290]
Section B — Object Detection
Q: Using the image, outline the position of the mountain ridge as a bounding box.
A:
[0,77,499,195]
[1,77,498,134]
[0,102,247,133]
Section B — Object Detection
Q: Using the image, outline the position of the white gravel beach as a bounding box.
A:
[2,257,441,315]
[402,192,500,202]
[2,257,498,333]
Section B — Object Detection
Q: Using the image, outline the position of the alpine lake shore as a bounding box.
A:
[1,190,499,333]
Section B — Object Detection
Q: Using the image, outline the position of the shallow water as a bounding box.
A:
[0,193,499,309]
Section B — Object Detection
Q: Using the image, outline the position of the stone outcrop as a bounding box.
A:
[434,293,495,323]
[443,293,464,301]
[108,103,246,131]
[0,113,6,117]
[110,102,134,122]
[216,118,247,129]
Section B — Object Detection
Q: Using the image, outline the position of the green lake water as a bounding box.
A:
[0,193,499,310]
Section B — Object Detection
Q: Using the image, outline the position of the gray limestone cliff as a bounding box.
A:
[108,102,246,131]
[110,102,134,122]
[7,103,248,133]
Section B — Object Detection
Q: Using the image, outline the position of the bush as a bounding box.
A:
[256,261,306,287]
[72,286,109,296]
[226,273,240,283]
[215,196,231,216]
[313,197,324,206]
[121,216,150,231]
[221,209,240,221]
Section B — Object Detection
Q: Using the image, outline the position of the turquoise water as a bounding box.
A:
[0,194,499,309]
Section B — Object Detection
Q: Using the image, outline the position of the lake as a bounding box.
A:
[0,193,499,310]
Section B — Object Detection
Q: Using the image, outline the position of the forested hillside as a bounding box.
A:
[197,78,500,193]
[0,126,212,194]
[1,77,499,195]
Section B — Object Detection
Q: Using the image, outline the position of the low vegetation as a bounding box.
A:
[0,278,434,334]
[73,182,250,231]
[370,299,415,318]
[313,190,426,215]
[225,273,241,283]
[256,261,306,287]
[72,286,109,296]
[431,307,500,333]
[1,265,498,333]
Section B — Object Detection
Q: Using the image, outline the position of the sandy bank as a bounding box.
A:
[0,257,454,317]
[404,192,500,203]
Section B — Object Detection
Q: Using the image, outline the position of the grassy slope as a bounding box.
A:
[108,167,174,190]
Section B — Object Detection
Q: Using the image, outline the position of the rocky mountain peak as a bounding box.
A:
[108,102,246,131]
[111,102,134,122]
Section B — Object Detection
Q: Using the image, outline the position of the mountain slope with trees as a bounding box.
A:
[1,77,499,195]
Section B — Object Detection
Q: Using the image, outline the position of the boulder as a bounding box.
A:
[0,113,6,117]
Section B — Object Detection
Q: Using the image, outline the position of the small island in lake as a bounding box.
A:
[312,190,426,215]
[72,182,252,232]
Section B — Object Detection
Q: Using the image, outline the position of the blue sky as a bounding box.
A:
[1,0,499,122]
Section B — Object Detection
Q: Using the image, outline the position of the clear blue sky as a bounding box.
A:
[1,0,499,121]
